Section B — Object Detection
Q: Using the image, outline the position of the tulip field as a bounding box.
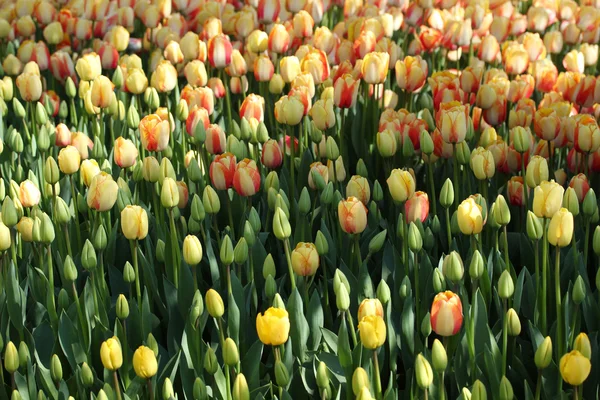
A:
[3,0,600,399]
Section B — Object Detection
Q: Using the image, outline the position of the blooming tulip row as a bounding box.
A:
[1,0,600,399]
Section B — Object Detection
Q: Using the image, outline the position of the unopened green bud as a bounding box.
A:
[421,312,431,338]
[420,130,434,155]
[220,235,234,266]
[272,293,286,309]
[372,180,383,202]
[369,229,387,254]
[443,251,464,283]
[298,187,311,214]
[58,100,68,119]
[572,276,586,305]
[242,221,255,247]
[230,119,241,139]
[65,77,76,98]
[81,362,94,387]
[204,347,218,375]
[471,380,487,400]
[399,275,411,299]
[12,98,25,118]
[162,377,174,400]
[320,182,333,204]
[4,341,18,373]
[12,391,22,400]
[506,308,521,336]
[469,250,484,280]
[36,102,48,125]
[423,227,435,251]
[376,280,391,305]
[205,289,224,318]
[191,194,205,222]
[37,126,50,152]
[232,373,249,400]
[239,117,251,141]
[440,179,454,208]
[57,289,69,313]
[265,275,277,299]
[257,122,269,143]
[275,359,290,387]
[202,186,221,214]
[18,342,29,368]
[582,189,597,217]
[326,136,339,160]
[248,208,261,233]
[64,255,77,282]
[526,211,543,240]
[333,269,350,296]
[223,338,239,366]
[116,294,129,320]
[51,354,62,382]
[81,240,97,270]
[498,270,514,299]
[499,376,513,400]
[432,339,447,372]
[356,159,368,178]
[310,125,322,143]
[275,193,290,218]
[336,284,350,311]
[193,377,208,400]
[415,354,433,389]
[573,333,591,359]
[262,253,276,278]
[315,230,329,255]
[402,133,415,157]
[534,336,552,369]
[352,367,369,395]
[408,222,422,252]
[44,156,60,185]
[493,195,511,226]
[127,104,140,130]
[123,261,136,283]
[273,208,291,240]
[563,187,579,216]
[233,238,248,265]
[433,269,445,293]
[2,197,18,227]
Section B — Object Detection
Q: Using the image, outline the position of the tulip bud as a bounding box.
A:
[206,289,224,318]
[421,313,432,337]
[64,255,78,281]
[50,354,62,382]
[325,136,340,160]
[469,250,484,280]
[18,342,29,368]
[219,235,235,266]
[12,391,21,400]
[203,186,221,214]
[223,338,239,366]
[113,294,129,320]
[526,211,543,240]
[316,362,329,389]
[440,179,454,208]
[535,336,552,369]
[563,187,579,216]
[408,222,422,252]
[81,362,94,387]
[2,197,18,227]
[190,195,205,222]
[78,240,96,271]
[493,195,511,226]
[443,251,464,283]
[265,275,277,299]
[506,308,521,336]
[336,283,350,311]
[127,105,140,130]
[193,378,208,400]
[420,130,434,155]
[273,208,291,240]
[36,102,48,125]
[432,339,447,372]
[471,380,487,400]
[415,354,433,389]
[399,276,411,299]
[57,290,69,313]
[183,235,203,266]
[203,347,218,375]
[573,333,592,359]
[232,373,249,400]
[315,231,329,255]
[123,262,136,283]
[582,189,597,218]
[298,188,311,215]
[4,341,18,373]
[352,368,370,395]
[433,269,445,293]
[356,159,368,178]
[262,253,276,278]
[571,275,585,305]
[455,142,470,165]
[321,182,334,204]
[368,230,387,254]
[376,280,391,305]
[162,378,174,400]
[499,376,513,400]
[275,359,290,387]
[44,157,60,184]
[498,271,514,299]
[234,238,248,265]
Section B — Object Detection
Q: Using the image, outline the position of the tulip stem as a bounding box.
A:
[445,207,452,251]
[113,371,123,400]
[534,371,541,400]
[574,385,579,400]
[169,209,180,288]
[541,219,548,335]
[70,175,81,249]
[534,239,540,326]
[503,225,510,271]
[427,162,437,216]
[223,72,233,132]
[372,350,382,400]
[521,157,528,210]
[414,250,420,335]
[226,192,236,241]
[72,282,89,352]
[424,388,428,400]
[353,235,362,276]
[502,299,508,376]
[131,240,142,311]
[346,310,358,348]
[555,247,564,367]
[283,239,296,291]
[583,219,590,275]
[439,372,446,400]
[452,144,459,207]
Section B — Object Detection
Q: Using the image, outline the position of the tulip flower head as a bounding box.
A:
[256,307,290,346]
[430,291,463,336]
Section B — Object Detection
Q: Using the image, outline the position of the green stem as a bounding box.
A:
[583,220,590,273]
[346,310,358,348]
[452,143,459,207]
[226,192,236,241]
[427,162,437,215]
[147,379,155,400]
[353,235,361,276]
[283,239,296,290]
[289,125,297,213]
[534,372,541,400]
[445,207,452,251]
[541,219,548,335]
[372,350,382,400]
[502,299,508,376]
[414,250,420,336]
[439,372,446,400]
[72,282,89,351]
[169,209,180,288]
[114,371,123,400]
[555,247,564,366]
[534,240,540,327]
[70,175,81,249]
[503,225,510,270]
[132,240,142,311]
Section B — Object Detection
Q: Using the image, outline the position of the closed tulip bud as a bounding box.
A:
[92,225,107,251]
[127,105,140,130]
[376,280,391,305]
[443,251,464,283]
[560,350,591,386]
[594,227,600,256]
[377,129,397,157]
[563,187,579,216]
[115,294,129,320]
[432,269,445,293]
[325,136,340,161]
[582,189,597,217]
[315,231,329,256]
[498,376,513,400]
[81,362,94,387]
[161,378,174,400]
[493,195,511,226]
[469,250,484,280]
[440,179,454,209]
[234,238,249,265]
[408,222,422,252]
[321,183,334,204]
[36,102,47,125]
[4,341,18,373]
[275,359,290,387]
[506,308,521,336]
[44,156,59,185]
[100,337,122,371]
[206,289,224,318]
[133,345,158,379]
[193,378,208,399]
[399,275,411,299]
[81,240,96,270]
[123,262,136,283]
[219,235,235,266]
[160,178,179,209]
[547,208,574,247]
[430,291,462,336]
[417,311,430,337]
[273,208,291,240]
[336,284,350,311]
[366,230,386,255]
[372,181,383,202]
[498,271,514,299]
[420,130,434,155]
[50,354,62,382]
[431,339,447,372]
[265,275,277,299]
[223,338,239,366]
[202,186,221,214]
[232,373,249,400]
[415,354,433,389]
[526,211,543,240]
[573,276,586,305]
[183,235,203,266]
[64,255,77,281]
[298,188,311,215]
[573,333,592,359]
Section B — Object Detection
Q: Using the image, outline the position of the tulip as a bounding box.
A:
[151,60,177,93]
[233,159,260,197]
[430,291,463,336]
[139,114,170,152]
[291,242,319,276]
[405,192,430,223]
[387,169,415,203]
[81,159,101,187]
[210,153,236,190]
[261,140,283,170]
[507,177,525,207]
[100,337,123,371]
[183,235,203,265]
[121,205,148,240]
[114,137,138,169]
[346,176,371,205]
[457,197,484,235]
[132,346,158,379]
[75,52,102,81]
[569,174,590,203]
[376,129,397,158]
[470,147,496,180]
[184,60,208,88]
[533,180,565,218]
[207,34,233,69]
[526,156,549,188]
[19,180,40,208]
[357,299,384,322]
[15,72,42,102]
[333,74,360,108]
[310,99,336,131]
[274,95,304,126]
[87,172,119,212]
[256,307,290,346]
[358,315,387,349]
[560,350,591,386]
[547,208,574,247]
[362,52,390,84]
[437,101,469,144]
[205,124,226,155]
[338,196,368,234]
[17,217,34,242]
[395,56,428,92]
[240,94,265,123]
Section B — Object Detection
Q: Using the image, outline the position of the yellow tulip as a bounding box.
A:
[560,350,591,386]
[133,346,158,379]
[358,315,386,349]
[533,180,564,218]
[386,169,415,203]
[256,307,290,346]
[121,205,149,241]
[547,208,573,247]
[100,337,123,371]
[457,197,483,235]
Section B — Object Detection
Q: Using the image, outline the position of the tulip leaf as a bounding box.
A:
[204,223,222,285]
[337,319,352,371]
[242,340,263,390]
[401,295,415,356]
[288,288,309,362]
[320,328,338,354]
[308,292,324,351]
[228,292,240,344]
[59,311,87,371]
[6,262,24,335]
[386,302,398,372]
[32,321,54,367]
[319,220,337,266]
[37,361,59,400]
[513,268,527,314]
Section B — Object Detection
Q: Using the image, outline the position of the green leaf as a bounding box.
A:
[6,262,24,335]
[401,296,415,357]
[337,319,352,371]
[242,340,263,391]
[59,311,88,370]
[308,292,324,351]
[287,288,309,362]
[228,292,240,344]
[320,327,338,354]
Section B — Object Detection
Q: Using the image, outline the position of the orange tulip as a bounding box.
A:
[405,191,429,223]
[338,196,368,234]
[430,291,463,337]
[233,159,261,197]
[139,114,170,152]
[205,124,226,155]
[210,153,236,191]
[395,56,428,92]
[436,101,469,144]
